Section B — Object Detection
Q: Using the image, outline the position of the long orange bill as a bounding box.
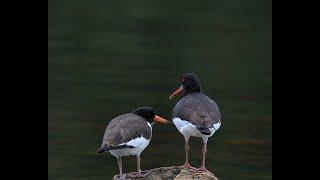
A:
[169,85,183,100]
[153,115,170,124]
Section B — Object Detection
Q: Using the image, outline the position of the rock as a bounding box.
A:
[113,166,219,180]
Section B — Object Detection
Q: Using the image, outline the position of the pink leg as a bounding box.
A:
[115,157,127,180]
[195,142,215,176]
[131,155,149,178]
[181,138,196,170]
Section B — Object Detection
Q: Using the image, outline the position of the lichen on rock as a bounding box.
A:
[113,166,219,180]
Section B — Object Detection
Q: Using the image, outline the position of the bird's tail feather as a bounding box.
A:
[198,128,211,135]
[96,144,135,153]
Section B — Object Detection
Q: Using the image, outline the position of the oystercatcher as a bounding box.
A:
[169,73,221,175]
[97,107,169,179]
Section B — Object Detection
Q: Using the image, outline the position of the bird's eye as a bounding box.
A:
[181,77,185,82]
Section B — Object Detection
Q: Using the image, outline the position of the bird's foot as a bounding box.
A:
[180,162,196,171]
[194,166,215,176]
[130,170,149,178]
[114,174,131,180]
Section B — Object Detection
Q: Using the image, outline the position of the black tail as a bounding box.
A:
[199,128,211,135]
[97,147,108,153]
[96,144,135,154]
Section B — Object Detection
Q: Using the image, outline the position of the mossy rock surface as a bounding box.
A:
[113,166,219,180]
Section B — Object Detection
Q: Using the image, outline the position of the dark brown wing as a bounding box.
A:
[172,93,221,129]
[100,113,152,148]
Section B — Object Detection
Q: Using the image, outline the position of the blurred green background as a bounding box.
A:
[48,0,272,179]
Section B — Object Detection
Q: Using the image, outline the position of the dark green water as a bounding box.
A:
[48,1,272,179]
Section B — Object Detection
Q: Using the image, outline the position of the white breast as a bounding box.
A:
[109,136,151,157]
[173,117,221,140]
[109,123,152,157]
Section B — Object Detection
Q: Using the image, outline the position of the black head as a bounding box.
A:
[180,73,202,95]
[169,73,202,99]
[133,107,156,123]
[133,107,170,124]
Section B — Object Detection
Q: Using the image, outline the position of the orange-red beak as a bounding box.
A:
[169,85,183,100]
[153,115,170,124]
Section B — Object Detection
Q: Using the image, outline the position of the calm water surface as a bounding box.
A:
[48,1,272,179]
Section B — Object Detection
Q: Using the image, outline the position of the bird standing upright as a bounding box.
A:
[97,107,169,180]
[169,73,221,175]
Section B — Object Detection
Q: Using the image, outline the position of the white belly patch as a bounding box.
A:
[173,117,221,139]
[109,136,150,157]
